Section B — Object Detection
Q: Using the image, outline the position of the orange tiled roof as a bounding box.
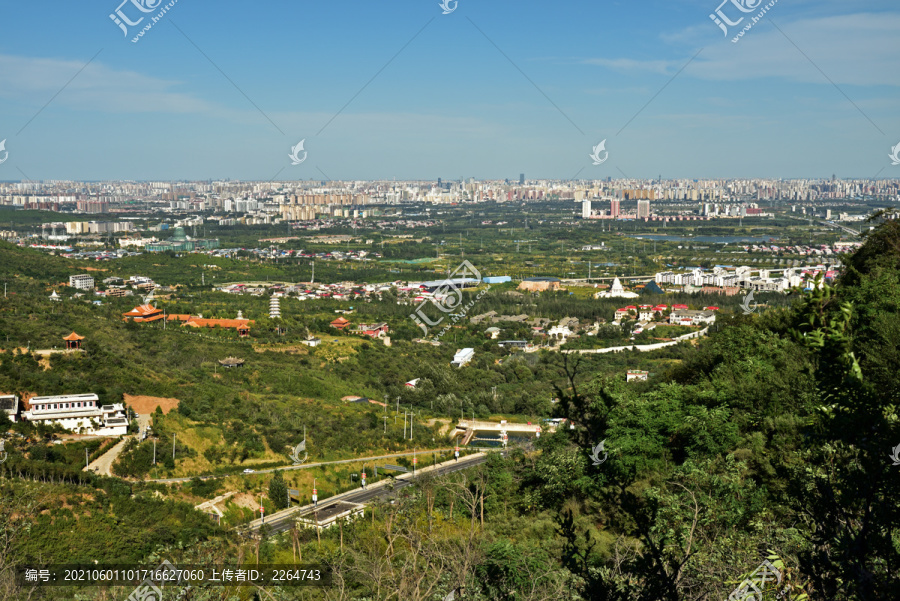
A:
[122,304,161,317]
[63,332,85,341]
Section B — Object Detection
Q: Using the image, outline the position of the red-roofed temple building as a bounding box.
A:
[122,304,253,336]
[122,304,164,322]
[330,317,351,330]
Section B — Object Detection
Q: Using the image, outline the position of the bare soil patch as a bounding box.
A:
[123,394,180,414]
[231,493,260,511]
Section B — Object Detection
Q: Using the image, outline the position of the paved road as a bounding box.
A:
[821,219,861,237]
[136,414,152,432]
[240,452,493,535]
[786,214,860,238]
[149,448,462,484]
[83,414,151,477]
[84,437,129,476]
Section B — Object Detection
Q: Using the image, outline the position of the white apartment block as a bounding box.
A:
[69,274,95,290]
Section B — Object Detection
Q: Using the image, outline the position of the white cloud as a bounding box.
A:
[0,54,224,114]
[586,12,900,87]
[689,12,900,86]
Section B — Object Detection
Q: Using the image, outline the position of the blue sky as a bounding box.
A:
[0,0,898,181]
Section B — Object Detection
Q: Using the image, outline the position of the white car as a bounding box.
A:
[242,469,255,474]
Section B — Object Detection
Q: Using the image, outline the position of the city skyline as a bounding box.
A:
[0,1,898,181]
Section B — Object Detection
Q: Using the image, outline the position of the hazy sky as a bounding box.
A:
[0,0,898,181]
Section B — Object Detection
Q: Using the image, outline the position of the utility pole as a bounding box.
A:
[85,448,89,469]
[410,412,414,440]
[172,434,176,460]
[383,415,387,434]
[403,412,407,439]
[153,439,156,465]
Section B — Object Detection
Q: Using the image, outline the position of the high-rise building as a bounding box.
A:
[519,173,525,185]
[610,199,621,218]
[637,200,650,219]
[582,200,592,219]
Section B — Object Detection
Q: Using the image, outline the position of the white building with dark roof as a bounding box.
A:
[22,394,128,436]
[669,310,717,326]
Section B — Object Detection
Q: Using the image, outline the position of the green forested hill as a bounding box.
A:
[1,221,899,600]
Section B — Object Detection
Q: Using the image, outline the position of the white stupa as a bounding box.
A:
[596,277,639,299]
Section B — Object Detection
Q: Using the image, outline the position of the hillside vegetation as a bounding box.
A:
[1,221,898,600]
